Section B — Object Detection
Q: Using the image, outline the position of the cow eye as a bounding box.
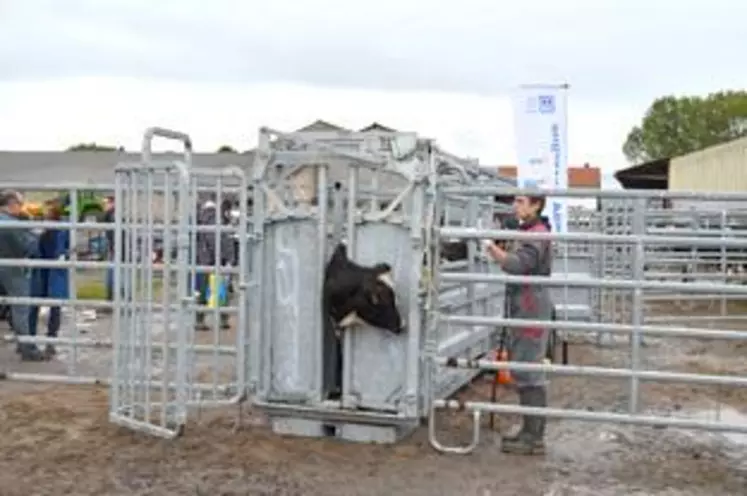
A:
[369,291,379,304]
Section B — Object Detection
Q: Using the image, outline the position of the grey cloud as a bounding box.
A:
[1,0,745,103]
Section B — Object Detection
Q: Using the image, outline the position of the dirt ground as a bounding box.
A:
[1,311,746,495]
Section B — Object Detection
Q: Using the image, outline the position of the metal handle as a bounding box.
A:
[141,127,193,167]
[428,404,480,455]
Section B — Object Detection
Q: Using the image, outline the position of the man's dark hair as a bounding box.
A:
[529,196,546,215]
[0,189,21,208]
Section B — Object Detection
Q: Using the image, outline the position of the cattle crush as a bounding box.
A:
[1,126,747,464]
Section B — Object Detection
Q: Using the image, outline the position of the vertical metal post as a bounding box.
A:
[342,164,359,408]
[404,174,425,418]
[466,196,478,316]
[236,169,250,401]
[423,149,442,415]
[174,161,192,427]
[249,130,269,398]
[160,169,173,427]
[110,170,124,414]
[720,209,727,323]
[67,188,79,375]
[314,163,329,402]
[629,197,646,413]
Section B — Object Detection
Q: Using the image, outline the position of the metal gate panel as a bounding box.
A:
[184,167,249,407]
[345,223,414,413]
[551,253,594,321]
[261,218,322,402]
[109,159,192,439]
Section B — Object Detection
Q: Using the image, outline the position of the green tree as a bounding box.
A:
[622,90,747,164]
[66,143,124,152]
[217,145,237,153]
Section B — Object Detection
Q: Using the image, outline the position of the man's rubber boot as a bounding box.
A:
[220,315,230,330]
[195,313,209,331]
[44,344,57,358]
[501,386,547,455]
[19,343,45,362]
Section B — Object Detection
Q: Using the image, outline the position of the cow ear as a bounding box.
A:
[373,263,391,274]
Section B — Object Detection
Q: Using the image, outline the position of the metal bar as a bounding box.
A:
[434,357,747,387]
[629,198,646,413]
[0,220,245,233]
[140,126,193,166]
[432,400,747,433]
[438,227,747,249]
[439,272,747,294]
[342,164,359,408]
[442,314,747,340]
[5,335,237,354]
[0,258,242,273]
[441,185,747,201]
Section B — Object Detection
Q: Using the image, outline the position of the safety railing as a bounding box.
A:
[426,186,747,454]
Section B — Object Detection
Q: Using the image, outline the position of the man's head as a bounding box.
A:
[44,197,64,220]
[103,195,115,213]
[0,190,24,217]
[512,195,545,223]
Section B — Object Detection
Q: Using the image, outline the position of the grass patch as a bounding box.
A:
[75,278,164,301]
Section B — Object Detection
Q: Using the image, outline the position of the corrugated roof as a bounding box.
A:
[0,151,254,184]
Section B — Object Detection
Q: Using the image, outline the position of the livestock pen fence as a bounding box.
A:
[430,185,747,453]
[562,199,747,345]
[1,126,747,453]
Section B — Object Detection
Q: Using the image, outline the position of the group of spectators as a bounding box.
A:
[0,188,238,363]
[0,190,76,361]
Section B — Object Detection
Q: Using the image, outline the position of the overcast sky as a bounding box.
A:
[1,0,745,180]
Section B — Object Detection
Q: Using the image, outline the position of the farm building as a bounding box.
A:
[614,136,747,192]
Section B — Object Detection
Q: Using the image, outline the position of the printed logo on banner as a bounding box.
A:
[538,95,556,114]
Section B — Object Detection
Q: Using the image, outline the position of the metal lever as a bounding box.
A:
[428,404,481,455]
[141,127,193,167]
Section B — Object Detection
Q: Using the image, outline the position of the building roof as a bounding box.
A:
[0,150,255,184]
[613,157,670,190]
[496,164,602,188]
[0,120,515,189]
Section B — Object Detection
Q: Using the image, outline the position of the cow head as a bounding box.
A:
[338,262,405,334]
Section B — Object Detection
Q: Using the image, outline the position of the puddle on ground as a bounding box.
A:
[677,404,747,447]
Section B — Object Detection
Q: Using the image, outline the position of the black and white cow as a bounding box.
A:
[323,243,405,335]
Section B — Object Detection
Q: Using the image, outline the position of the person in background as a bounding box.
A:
[0,189,45,361]
[102,195,116,309]
[483,194,553,456]
[28,197,70,358]
[194,198,236,330]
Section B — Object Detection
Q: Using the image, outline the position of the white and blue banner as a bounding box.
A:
[511,84,569,233]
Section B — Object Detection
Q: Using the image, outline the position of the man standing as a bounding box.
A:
[194,198,235,330]
[28,197,69,358]
[101,195,116,307]
[484,194,553,455]
[0,190,45,361]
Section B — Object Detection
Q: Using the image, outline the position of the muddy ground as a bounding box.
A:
[0,310,746,495]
